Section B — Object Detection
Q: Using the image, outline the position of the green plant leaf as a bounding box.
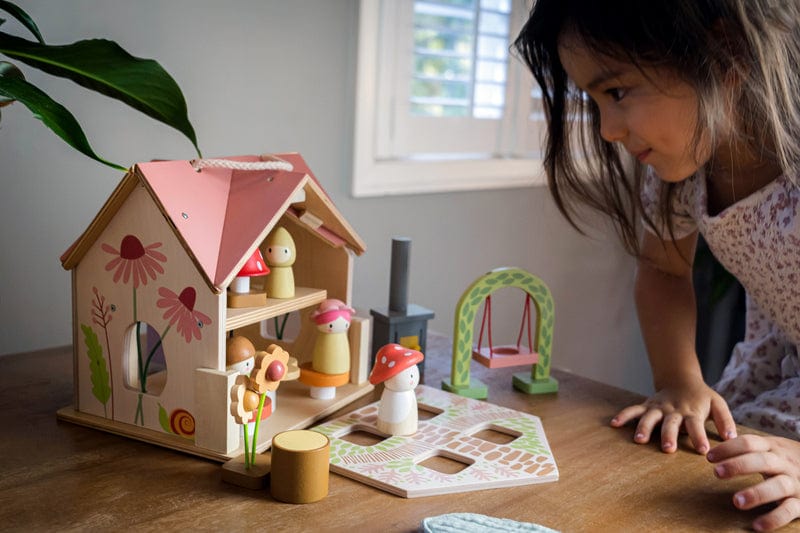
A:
[0,32,200,156]
[0,75,125,169]
[0,1,44,44]
[0,59,22,106]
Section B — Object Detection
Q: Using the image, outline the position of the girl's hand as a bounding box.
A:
[610,377,737,454]
[708,435,800,531]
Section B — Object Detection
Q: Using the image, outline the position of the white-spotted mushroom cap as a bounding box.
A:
[236,248,270,277]
[368,343,424,385]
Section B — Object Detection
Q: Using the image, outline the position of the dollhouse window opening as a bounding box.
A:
[122,321,168,395]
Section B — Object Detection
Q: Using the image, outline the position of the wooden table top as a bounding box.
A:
[0,335,763,532]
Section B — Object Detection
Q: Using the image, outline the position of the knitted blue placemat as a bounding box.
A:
[421,513,559,533]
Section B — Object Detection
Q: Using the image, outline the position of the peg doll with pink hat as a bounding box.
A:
[310,298,355,376]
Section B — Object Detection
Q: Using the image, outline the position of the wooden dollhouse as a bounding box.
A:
[58,153,372,461]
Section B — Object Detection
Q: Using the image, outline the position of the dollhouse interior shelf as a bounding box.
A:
[225,286,327,331]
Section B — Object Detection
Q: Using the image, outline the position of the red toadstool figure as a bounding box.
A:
[232,248,270,293]
[228,248,270,308]
[368,343,424,436]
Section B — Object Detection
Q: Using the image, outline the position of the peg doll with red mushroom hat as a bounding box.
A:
[369,343,424,436]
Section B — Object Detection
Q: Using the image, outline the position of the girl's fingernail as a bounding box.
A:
[735,493,746,507]
[726,430,737,439]
[697,444,708,454]
[635,432,645,441]
[714,465,726,477]
[662,441,673,450]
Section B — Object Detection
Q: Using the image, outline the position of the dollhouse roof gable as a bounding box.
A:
[61,153,366,294]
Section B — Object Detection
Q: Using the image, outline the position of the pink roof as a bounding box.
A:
[61,153,365,293]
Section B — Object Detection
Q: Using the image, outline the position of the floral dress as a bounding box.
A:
[643,169,800,438]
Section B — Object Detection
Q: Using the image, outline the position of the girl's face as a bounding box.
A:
[558,35,711,183]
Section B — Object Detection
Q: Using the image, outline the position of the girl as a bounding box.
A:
[514,1,800,530]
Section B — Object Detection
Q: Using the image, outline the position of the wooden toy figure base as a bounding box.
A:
[440,377,489,400]
[227,290,268,308]
[512,373,559,394]
[221,453,272,489]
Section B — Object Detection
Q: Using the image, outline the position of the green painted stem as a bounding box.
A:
[242,423,252,469]
[250,393,267,466]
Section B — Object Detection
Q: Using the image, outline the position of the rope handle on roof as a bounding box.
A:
[190,157,294,172]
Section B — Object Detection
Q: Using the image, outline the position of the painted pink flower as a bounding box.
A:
[102,235,166,287]
[157,286,212,343]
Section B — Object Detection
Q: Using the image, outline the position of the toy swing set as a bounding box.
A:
[442,267,559,400]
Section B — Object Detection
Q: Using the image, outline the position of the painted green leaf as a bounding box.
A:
[0,32,200,156]
[158,403,172,433]
[0,1,44,44]
[0,76,125,169]
[81,324,111,406]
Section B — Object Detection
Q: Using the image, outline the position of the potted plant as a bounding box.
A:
[0,0,199,170]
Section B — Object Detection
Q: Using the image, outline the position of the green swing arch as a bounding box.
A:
[442,267,558,399]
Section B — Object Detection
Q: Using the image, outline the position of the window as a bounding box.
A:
[352,0,545,197]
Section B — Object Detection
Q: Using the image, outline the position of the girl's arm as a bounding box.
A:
[611,230,738,454]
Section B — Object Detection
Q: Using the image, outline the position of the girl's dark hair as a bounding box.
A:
[513,0,800,254]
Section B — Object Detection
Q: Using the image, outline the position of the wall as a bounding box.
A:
[0,0,651,395]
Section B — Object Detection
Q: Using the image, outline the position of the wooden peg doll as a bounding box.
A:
[264,226,296,298]
[368,343,424,436]
[298,299,355,399]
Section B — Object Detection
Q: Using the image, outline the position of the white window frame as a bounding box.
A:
[352,0,546,198]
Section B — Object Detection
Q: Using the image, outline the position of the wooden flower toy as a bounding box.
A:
[229,344,290,469]
[368,343,424,436]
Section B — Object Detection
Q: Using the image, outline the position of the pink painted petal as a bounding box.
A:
[141,257,159,281]
[146,248,167,263]
[194,311,212,326]
[101,243,119,254]
[105,256,122,272]
[158,286,177,298]
[122,260,133,285]
[134,260,147,286]
[112,263,124,284]
[162,303,181,323]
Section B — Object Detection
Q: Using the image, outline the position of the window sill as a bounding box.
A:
[351,156,546,198]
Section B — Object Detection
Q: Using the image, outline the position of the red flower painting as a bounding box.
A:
[102,235,167,287]
[157,286,212,342]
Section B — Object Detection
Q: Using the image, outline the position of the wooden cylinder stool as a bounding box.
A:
[270,429,330,503]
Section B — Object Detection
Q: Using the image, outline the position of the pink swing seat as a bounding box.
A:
[472,293,540,369]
